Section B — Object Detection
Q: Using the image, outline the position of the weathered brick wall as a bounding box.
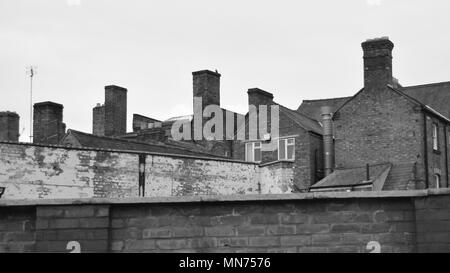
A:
[104,85,127,137]
[0,142,294,200]
[33,102,66,145]
[0,143,139,199]
[414,194,450,252]
[424,115,449,189]
[0,206,35,252]
[109,195,416,253]
[232,110,318,191]
[35,205,110,253]
[259,161,294,194]
[144,155,260,196]
[92,104,105,136]
[1,190,449,253]
[334,86,425,190]
[0,112,20,142]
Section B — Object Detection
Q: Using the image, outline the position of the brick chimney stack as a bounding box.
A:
[33,101,66,144]
[362,37,394,89]
[93,103,105,136]
[104,85,127,137]
[247,88,274,110]
[192,70,221,112]
[0,112,20,142]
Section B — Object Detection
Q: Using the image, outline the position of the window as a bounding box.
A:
[245,142,262,162]
[278,138,295,161]
[434,174,441,189]
[432,123,439,151]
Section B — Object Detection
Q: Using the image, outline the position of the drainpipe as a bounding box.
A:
[423,112,429,189]
[139,154,146,197]
[444,126,449,188]
[321,106,334,176]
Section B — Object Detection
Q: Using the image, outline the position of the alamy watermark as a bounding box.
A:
[171,97,280,142]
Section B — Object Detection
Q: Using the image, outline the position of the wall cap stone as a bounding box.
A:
[1,189,449,207]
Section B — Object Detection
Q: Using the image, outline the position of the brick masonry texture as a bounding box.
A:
[233,109,324,191]
[0,112,20,142]
[0,190,449,253]
[0,142,294,200]
[335,86,425,190]
[33,102,66,145]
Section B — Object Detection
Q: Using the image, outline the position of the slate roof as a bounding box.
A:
[401,81,450,119]
[234,103,323,137]
[310,163,392,191]
[62,129,226,158]
[297,81,450,122]
[278,105,323,135]
[297,96,352,121]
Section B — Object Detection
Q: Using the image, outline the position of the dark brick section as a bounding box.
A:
[0,206,35,253]
[415,195,450,252]
[0,112,20,142]
[105,85,127,137]
[193,70,221,111]
[1,192,449,253]
[35,205,110,253]
[33,101,66,144]
[233,104,324,190]
[92,104,105,136]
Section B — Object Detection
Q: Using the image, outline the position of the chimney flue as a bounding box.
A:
[104,85,127,137]
[321,106,334,176]
[362,37,394,89]
[33,101,66,144]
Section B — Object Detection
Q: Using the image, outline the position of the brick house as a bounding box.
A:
[2,37,449,194]
[306,37,450,192]
[231,88,325,191]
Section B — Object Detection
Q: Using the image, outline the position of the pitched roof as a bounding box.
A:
[278,105,323,135]
[297,81,450,122]
[310,163,392,191]
[62,129,226,158]
[297,96,352,121]
[401,81,450,119]
[235,103,324,137]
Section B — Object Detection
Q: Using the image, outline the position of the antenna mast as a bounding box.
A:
[26,66,37,143]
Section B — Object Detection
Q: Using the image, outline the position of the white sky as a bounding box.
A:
[1,0,450,142]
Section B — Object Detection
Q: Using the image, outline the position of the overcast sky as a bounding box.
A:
[1,0,450,142]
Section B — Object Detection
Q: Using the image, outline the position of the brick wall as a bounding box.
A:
[0,206,35,252]
[424,115,450,189]
[1,190,449,253]
[0,112,20,142]
[33,102,66,145]
[92,104,105,136]
[334,86,425,190]
[414,194,450,252]
[104,85,127,137]
[0,142,294,200]
[232,109,321,191]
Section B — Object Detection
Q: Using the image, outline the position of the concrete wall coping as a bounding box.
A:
[1,189,449,207]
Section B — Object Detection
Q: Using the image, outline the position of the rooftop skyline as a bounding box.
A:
[1,0,450,142]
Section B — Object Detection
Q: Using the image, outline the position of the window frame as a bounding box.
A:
[432,123,439,151]
[434,174,441,189]
[245,141,262,163]
[278,137,296,161]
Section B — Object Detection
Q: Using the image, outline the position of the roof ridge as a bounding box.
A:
[300,96,353,103]
[278,103,321,124]
[402,81,450,90]
[67,129,229,158]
